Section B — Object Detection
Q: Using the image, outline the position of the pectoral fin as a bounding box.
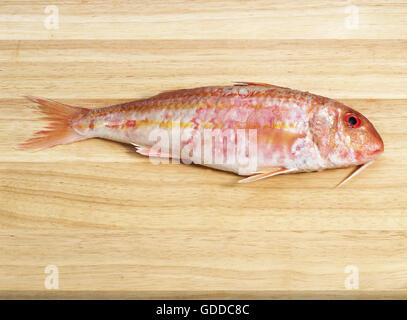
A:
[238,168,296,183]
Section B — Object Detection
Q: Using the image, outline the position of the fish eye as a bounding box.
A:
[344,113,361,128]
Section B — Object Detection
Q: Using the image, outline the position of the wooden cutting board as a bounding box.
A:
[1,0,406,299]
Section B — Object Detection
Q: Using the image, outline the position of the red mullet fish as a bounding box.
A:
[19,82,384,185]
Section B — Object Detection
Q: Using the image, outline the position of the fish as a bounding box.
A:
[18,82,384,186]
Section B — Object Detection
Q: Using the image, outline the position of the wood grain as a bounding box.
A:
[1,0,407,40]
[1,0,407,299]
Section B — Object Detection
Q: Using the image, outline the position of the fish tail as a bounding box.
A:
[18,96,89,150]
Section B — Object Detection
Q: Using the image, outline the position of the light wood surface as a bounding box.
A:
[1,0,407,299]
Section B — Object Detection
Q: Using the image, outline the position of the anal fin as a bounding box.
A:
[131,143,173,159]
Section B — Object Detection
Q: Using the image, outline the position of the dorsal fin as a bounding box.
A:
[233,82,289,89]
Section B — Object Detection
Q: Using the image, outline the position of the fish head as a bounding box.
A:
[311,102,384,167]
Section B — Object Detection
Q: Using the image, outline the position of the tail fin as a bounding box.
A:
[18,96,89,150]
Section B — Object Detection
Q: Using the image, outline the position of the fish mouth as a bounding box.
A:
[367,137,384,158]
[364,149,382,163]
[370,149,382,156]
[368,146,384,158]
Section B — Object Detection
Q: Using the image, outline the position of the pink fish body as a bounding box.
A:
[20,83,384,184]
